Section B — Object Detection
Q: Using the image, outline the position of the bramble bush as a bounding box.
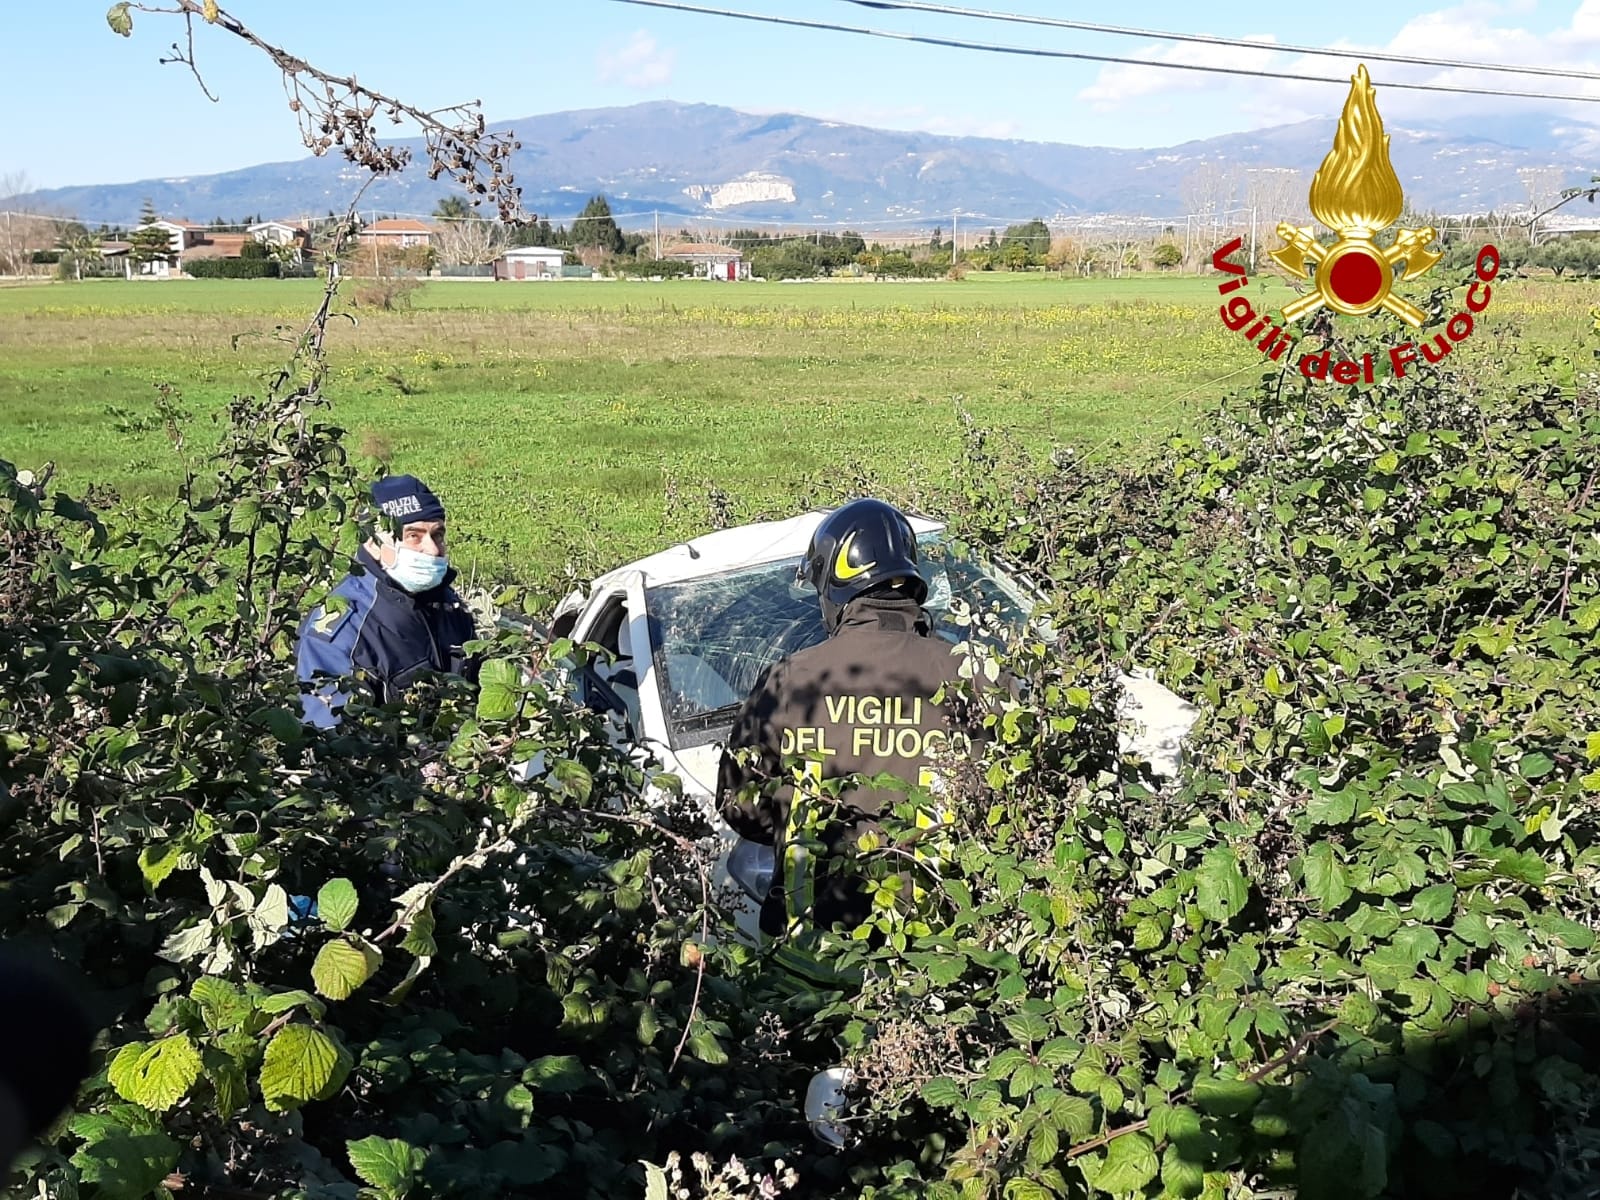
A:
[811,285,1600,1198]
[0,299,817,1198]
[3,254,1598,1200]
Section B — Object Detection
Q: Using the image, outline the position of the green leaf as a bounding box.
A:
[138,843,183,891]
[553,758,595,803]
[1517,751,1554,780]
[1300,1110,1388,1198]
[258,988,327,1018]
[108,1035,202,1112]
[525,1054,591,1093]
[644,1161,670,1200]
[317,877,359,932]
[249,706,304,744]
[190,977,251,1032]
[1027,1121,1061,1170]
[1393,924,1441,965]
[209,1056,247,1118]
[347,1136,426,1200]
[260,1024,346,1112]
[920,1076,965,1108]
[1303,843,1353,911]
[1161,1144,1206,1198]
[1263,664,1293,696]
[1409,883,1456,922]
[158,921,213,964]
[1004,1181,1055,1200]
[503,1082,535,1120]
[1132,918,1165,950]
[637,1004,660,1046]
[72,1129,179,1200]
[1191,1075,1261,1117]
[249,883,291,949]
[106,2,133,37]
[687,1026,728,1065]
[400,902,438,957]
[1003,1011,1050,1045]
[311,935,381,1001]
[1055,1094,1095,1140]
[1195,846,1248,923]
[1085,1131,1159,1194]
[476,658,522,721]
[1453,911,1494,948]
[1306,789,1355,826]
[1039,1037,1079,1068]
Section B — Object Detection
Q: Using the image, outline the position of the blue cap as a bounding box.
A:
[371,475,446,528]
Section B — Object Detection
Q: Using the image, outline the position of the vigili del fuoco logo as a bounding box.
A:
[1212,64,1499,383]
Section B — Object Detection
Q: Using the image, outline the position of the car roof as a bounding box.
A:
[587,509,946,594]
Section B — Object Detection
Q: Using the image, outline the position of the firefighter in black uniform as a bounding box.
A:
[718,499,986,976]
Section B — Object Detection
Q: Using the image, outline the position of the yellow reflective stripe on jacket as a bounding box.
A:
[769,937,862,990]
[781,758,824,930]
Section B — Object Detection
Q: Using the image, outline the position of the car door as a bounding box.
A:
[569,571,668,754]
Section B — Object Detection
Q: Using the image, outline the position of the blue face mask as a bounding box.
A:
[387,546,449,593]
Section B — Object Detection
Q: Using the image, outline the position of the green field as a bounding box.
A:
[2,273,1590,594]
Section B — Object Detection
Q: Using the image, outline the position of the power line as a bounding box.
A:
[602,0,1600,104]
[837,0,1600,84]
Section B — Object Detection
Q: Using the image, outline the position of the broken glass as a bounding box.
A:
[645,535,1034,749]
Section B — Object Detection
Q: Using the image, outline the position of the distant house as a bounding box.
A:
[357,218,435,249]
[182,234,251,264]
[128,218,310,275]
[494,246,566,281]
[144,219,206,256]
[1544,214,1600,236]
[248,219,306,245]
[248,220,313,262]
[663,242,749,281]
[99,241,134,279]
[128,219,205,276]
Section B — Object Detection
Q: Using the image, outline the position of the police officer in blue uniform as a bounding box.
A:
[295,475,481,727]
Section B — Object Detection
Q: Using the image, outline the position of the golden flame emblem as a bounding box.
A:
[1270,65,1440,327]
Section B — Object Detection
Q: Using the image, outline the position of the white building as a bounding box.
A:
[495,246,566,280]
[663,242,750,281]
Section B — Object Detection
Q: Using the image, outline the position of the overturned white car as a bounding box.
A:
[548,509,1198,942]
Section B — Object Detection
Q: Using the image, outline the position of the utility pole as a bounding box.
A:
[952,211,958,261]
[1248,205,1257,271]
[654,210,660,259]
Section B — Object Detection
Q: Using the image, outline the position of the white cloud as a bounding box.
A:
[596,30,676,89]
[1074,4,1600,126]
[1077,36,1284,112]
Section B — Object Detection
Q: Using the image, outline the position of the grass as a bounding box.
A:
[1,272,1592,595]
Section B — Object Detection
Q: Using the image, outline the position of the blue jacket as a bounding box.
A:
[295,547,481,727]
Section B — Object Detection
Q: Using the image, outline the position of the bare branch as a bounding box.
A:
[125,0,529,222]
[154,10,219,102]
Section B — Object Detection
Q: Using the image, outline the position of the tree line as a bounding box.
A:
[14,187,1600,282]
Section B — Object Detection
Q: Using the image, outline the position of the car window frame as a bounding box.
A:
[644,535,1037,753]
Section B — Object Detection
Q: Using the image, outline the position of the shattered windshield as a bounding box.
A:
[645,535,1034,749]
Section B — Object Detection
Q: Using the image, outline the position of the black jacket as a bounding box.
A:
[718,594,986,933]
[295,547,481,727]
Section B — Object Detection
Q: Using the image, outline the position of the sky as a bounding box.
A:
[2,1,1599,193]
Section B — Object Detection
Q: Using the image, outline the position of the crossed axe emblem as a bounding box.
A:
[1269,224,1442,328]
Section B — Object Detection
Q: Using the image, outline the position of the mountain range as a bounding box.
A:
[12,101,1599,229]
